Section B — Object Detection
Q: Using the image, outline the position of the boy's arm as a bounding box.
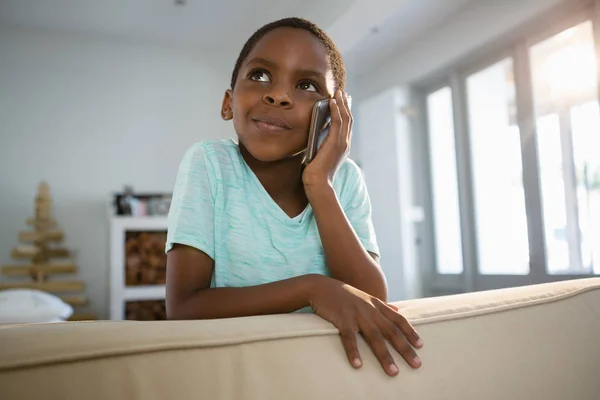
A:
[166,243,423,377]
[165,244,317,319]
[305,183,388,301]
[302,90,387,301]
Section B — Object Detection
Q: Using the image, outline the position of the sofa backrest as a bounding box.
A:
[1,277,599,399]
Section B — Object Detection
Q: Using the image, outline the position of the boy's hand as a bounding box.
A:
[302,89,352,188]
[308,275,423,377]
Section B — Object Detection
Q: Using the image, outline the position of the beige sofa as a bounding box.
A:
[1,277,599,399]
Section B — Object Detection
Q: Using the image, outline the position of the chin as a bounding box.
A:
[240,137,305,163]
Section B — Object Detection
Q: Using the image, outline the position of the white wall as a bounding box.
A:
[0,28,232,319]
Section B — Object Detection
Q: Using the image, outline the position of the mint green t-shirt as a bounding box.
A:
[165,139,379,288]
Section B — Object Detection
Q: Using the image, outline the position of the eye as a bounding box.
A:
[297,81,318,92]
[249,69,270,82]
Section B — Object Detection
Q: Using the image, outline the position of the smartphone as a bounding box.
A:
[304,95,352,165]
[304,99,331,165]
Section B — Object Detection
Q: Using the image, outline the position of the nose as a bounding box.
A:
[262,86,293,108]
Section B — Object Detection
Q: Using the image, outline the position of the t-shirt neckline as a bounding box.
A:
[233,142,312,225]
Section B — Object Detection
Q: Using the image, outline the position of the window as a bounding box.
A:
[421,7,600,290]
[427,87,463,274]
[530,21,599,274]
[466,58,530,275]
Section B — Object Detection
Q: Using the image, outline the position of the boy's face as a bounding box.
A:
[221,28,336,163]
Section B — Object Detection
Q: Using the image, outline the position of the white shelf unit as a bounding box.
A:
[109,216,168,320]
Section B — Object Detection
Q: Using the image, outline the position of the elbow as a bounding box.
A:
[370,282,388,303]
[367,272,389,303]
[350,276,388,302]
[166,302,199,321]
[338,262,389,302]
[165,290,182,320]
[165,282,205,320]
[365,253,388,302]
[165,301,183,320]
[165,294,194,320]
[166,288,210,320]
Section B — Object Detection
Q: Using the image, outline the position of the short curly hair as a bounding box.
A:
[230,17,346,91]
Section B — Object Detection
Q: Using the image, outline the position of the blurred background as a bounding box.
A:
[0,0,599,321]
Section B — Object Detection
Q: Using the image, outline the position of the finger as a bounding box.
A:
[339,328,362,369]
[336,90,350,120]
[381,319,422,369]
[322,99,342,158]
[334,90,350,150]
[340,92,353,128]
[340,92,353,135]
[328,97,343,147]
[361,325,398,377]
[340,91,353,155]
[381,305,423,349]
[335,89,349,120]
[387,304,399,312]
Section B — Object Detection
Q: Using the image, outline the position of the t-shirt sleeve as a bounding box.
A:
[165,143,215,259]
[338,160,380,257]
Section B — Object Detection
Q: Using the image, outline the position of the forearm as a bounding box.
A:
[167,274,320,320]
[306,183,388,301]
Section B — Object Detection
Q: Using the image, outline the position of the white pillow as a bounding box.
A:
[0,288,73,324]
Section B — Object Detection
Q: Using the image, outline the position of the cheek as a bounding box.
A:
[232,95,250,115]
[230,87,255,113]
[297,100,314,126]
[231,101,252,131]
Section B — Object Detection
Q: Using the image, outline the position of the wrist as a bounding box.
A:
[302,173,330,187]
[302,274,330,305]
[303,179,334,201]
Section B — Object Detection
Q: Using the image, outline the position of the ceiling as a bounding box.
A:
[341,0,473,76]
[0,0,356,49]
[0,0,473,78]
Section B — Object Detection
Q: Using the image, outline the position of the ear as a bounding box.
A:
[221,89,233,121]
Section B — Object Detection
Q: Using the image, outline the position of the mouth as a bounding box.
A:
[251,115,292,133]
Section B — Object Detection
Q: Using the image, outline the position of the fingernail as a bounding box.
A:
[414,333,423,346]
[413,356,422,367]
[331,99,337,105]
[352,358,362,368]
[389,364,398,375]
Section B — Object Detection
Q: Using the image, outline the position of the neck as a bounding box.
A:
[238,144,305,199]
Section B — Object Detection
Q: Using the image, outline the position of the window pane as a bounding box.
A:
[466,58,530,275]
[536,114,569,272]
[571,101,600,274]
[530,21,599,274]
[427,87,463,274]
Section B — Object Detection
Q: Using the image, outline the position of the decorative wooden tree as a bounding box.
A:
[0,182,94,321]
